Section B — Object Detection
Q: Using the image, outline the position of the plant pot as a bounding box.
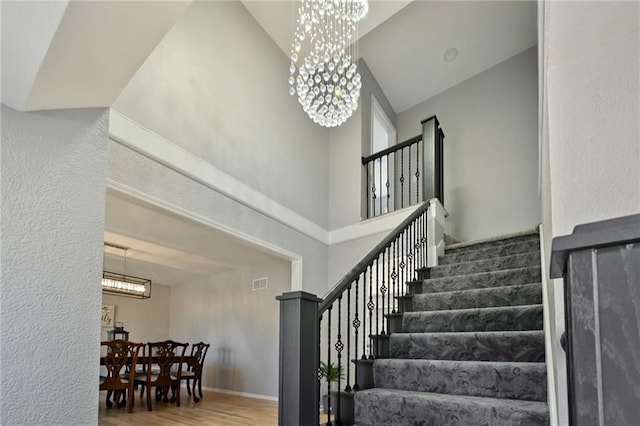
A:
[321,391,354,425]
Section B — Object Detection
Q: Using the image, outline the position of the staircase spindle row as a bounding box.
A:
[317,202,430,425]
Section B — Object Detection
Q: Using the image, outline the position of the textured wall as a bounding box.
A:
[169,258,290,398]
[0,106,109,425]
[101,283,171,343]
[113,1,329,228]
[541,3,640,424]
[396,47,540,242]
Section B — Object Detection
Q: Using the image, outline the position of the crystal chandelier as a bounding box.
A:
[288,0,368,127]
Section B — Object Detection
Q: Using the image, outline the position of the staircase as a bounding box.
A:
[353,229,549,425]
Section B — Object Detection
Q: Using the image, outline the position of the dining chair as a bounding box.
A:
[181,342,210,402]
[134,340,188,411]
[100,340,143,413]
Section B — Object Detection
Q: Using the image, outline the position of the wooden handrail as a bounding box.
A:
[361,135,422,165]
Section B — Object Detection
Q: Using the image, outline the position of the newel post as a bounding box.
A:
[277,291,321,426]
[421,115,445,205]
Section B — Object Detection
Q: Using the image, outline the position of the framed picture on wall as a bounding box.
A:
[101,304,115,327]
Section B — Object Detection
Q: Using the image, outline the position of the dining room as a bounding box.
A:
[98,189,292,422]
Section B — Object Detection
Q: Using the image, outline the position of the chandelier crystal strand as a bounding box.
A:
[289,0,368,127]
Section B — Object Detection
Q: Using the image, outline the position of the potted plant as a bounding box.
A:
[319,361,344,414]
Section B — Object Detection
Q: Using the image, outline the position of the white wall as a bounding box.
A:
[101,284,171,343]
[0,106,109,425]
[397,47,540,242]
[541,2,640,424]
[113,1,329,229]
[170,258,290,399]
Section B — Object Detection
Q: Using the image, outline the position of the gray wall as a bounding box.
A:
[113,1,330,228]
[170,258,291,398]
[397,47,540,242]
[0,106,109,425]
[102,283,171,343]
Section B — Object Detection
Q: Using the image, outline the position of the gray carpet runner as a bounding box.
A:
[354,229,549,425]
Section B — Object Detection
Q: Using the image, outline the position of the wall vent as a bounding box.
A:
[252,277,268,291]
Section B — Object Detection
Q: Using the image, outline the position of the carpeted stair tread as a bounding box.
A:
[445,230,539,254]
[440,239,541,265]
[402,304,543,333]
[431,252,541,278]
[390,330,545,362]
[373,359,547,401]
[416,266,542,293]
[353,388,549,426]
[412,282,543,311]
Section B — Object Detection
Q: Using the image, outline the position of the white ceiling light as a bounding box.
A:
[288,0,368,127]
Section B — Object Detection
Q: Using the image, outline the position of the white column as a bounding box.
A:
[427,198,447,267]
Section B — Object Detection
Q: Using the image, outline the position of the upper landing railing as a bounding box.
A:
[362,115,445,218]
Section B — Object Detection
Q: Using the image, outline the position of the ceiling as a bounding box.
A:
[243,0,537,113]
[102,0,537,287]
[103,190,284,287]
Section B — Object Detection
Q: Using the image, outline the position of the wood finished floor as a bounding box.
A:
[98,390,278,426]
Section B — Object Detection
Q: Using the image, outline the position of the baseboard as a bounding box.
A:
[189,385,278,402]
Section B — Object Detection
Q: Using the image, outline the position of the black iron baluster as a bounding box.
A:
[362,270,367,360]
[346,284,352,392]
[336,297,343,424]
[416,144,421,203]
[408,145,412,206]
[368,265,374,359]
[372,173,377,218]
[366,163,370,219]
[391,237,398,314]
[353,276,360,390]
[393,152,398,210]
[399,230,405,298]
[327,306,333,426]
[387,246,391,318]
[375,257,379,338]
[400,148,405,209]
[379,159,383,216]
[381,250,386,334]
[386,155,390,214]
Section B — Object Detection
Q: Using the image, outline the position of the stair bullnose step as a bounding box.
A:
[412,282,543,311]
[390,331,545,362]
[373,359,548,402]
[354,389,549,426]
[431,252,541,278]
[422,266,542,293]
[402,304,544,333]
[440,239,541,265]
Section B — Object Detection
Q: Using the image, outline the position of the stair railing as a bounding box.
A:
[362,115,445,219]
[277,201,430,426]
